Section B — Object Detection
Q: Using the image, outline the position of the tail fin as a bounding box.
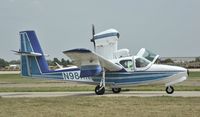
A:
[19,31,49,76]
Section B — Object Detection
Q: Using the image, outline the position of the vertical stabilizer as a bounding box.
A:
[20,31,49,76]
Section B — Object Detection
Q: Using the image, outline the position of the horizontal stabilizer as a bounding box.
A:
[12,50,42,56]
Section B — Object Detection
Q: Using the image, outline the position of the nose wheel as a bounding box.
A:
[166,86,174,94]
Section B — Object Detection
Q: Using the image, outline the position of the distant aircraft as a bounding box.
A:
[14,26,188,95]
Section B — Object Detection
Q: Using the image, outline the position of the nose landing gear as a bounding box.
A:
[166,86,174,94]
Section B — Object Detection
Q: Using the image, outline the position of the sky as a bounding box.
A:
[0,0,200,61]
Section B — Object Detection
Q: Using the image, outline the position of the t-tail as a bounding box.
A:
[17,31,49,77]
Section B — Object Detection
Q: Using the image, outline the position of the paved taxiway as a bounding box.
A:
[0,91,200,98]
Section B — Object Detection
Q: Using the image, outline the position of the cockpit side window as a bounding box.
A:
[119,60,133,70]
[135,58,149,68]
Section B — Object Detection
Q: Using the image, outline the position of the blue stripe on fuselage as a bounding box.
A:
[92,71,181,84]
[25,68,183,85]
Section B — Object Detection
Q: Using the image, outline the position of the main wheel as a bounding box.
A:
[166,86,174,94]
[112,88,121,93]
[95,85,105,95]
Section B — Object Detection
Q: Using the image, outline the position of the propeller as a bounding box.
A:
[90,24,96,51]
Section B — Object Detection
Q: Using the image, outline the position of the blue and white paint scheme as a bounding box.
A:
[14,27,188,95]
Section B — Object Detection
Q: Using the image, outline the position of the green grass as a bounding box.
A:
[0,86,94,92]
[0,73,199,117]
[189,71,200,78]
[0,74,47,83]
[0,96,199,117]
[0,72,199,92]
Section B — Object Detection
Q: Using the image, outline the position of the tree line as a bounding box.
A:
[0,58,71,68]
[1,57,200,68]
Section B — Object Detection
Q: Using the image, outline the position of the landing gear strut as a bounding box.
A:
[112,88,121,93]
[166,86,174,94]
[95,68,106,95]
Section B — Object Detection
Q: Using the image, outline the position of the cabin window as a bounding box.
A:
[119,60,133,70]
[135,58,149,68]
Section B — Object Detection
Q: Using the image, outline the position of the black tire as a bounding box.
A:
[166,86,174,94]
[112,88,121,93]
[95,85,105,95]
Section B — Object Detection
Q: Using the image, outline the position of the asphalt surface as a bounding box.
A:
[0,71,20,74]
[0,91,200,98]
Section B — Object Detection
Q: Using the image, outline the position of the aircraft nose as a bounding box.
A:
[165,65,188,77]
[174,66,188,77]
[171,65,187,72]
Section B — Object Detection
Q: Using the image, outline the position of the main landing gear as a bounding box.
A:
[95,86,122,95]
[95,68,106,95]
[95,85,105,95]
[112,87,121,93]
[166,86,174,94]
[94,68,122,95]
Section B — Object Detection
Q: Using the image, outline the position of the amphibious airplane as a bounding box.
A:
[14,26,188,95]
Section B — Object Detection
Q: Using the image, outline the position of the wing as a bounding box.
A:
[63,48,125,77]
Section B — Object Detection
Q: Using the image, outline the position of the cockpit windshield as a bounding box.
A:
[137,48,159,63]
[142,49,157,62]
[134,48,159,71]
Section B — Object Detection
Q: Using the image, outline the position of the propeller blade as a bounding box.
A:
[92,24,95,37]
[91,24,96,51]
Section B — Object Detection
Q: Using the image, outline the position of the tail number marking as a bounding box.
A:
[63,72,90,80]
